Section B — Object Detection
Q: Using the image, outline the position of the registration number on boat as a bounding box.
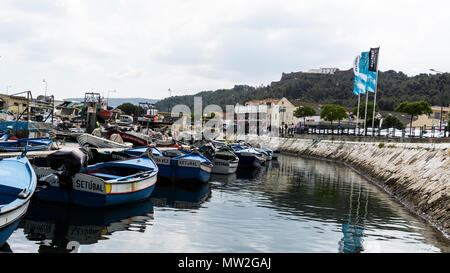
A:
[154,156,171,165]
[178,159,201,168]
[73,174,106,194]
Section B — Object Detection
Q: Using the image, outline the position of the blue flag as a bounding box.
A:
[366,70,377,92]
[353,55,360,95]
[353,52,369,95]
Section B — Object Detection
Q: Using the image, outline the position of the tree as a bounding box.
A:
[117,103,145,116]
[294,106,316,125]
[352,102,379,124]
[320,104,348,133]
[381,114,404,130]
[394,100,432,135]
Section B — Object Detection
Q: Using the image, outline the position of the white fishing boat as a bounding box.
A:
[77,134,133,149]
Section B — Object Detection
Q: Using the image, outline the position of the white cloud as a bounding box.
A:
[0,0,449,100]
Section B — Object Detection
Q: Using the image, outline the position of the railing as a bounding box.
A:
[277,125,449,139]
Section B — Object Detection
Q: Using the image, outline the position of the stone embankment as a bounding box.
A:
[234,135,450,238]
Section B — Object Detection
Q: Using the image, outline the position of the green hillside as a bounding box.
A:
[155,69,450,112]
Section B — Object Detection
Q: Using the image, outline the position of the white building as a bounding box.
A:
[306,67,339,74]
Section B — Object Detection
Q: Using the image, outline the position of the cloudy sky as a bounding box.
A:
[0,0,448,100]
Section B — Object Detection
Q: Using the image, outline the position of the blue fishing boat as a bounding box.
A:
[32,148,158,208]
[0,154,37,247]
[0,137,53,153]
[231,144,266,168]
[123,146,212,183]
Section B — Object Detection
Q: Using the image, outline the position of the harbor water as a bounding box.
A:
[2,154,449,253]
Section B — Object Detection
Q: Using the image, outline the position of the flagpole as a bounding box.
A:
[356,92,361,134]
[363,90,369,136]
[371,47,380,136]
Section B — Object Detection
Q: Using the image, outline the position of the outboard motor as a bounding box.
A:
[197,143,216,162]
[39,149,88,190]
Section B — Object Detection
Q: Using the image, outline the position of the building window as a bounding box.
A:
[434,112,440,119]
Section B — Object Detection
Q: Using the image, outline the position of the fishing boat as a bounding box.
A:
[255,148,271,161]
[0,137,53,153]
[105,130,151,147]
[123,146,212,183]
[77,133,133,149]
[197,143,239,174]
[32,148,158,208]
[255,145,273,161]
[272,150,280,159]
[231,144,265,169]
[155,138,191,149]
[0,154,37,246]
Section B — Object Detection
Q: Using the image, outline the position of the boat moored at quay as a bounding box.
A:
[31,148,158,208]
[0,154,37,247]
[123,146,212,183]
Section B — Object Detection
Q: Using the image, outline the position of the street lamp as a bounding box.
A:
[6,85,11,95]
[42,79,47,98]
[107,90,116,106]
[168,88,172,112]
[430,69,447,135]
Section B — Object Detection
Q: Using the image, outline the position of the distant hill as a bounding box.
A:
[155,69,450,112]
[64,98,159,108]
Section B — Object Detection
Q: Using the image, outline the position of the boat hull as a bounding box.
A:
[77,134,132,149]
[236,153,264,169]
[272,151,280,159]
[211,158,239,174]
[34,169,157,208]
[0,138,52,152]
[153,156,211,183]
[0,156,37,246]
[0,200,30,246]
[98,110,113,121]
[106,131,151,147]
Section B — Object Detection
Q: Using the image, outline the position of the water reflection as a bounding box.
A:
[339,181,368,253]
[7,154,450,253]
[258,155,449,252]
[236,168,262,180]
[19,200,154,253]
[210,173,237,184]
[150,181,211,210]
